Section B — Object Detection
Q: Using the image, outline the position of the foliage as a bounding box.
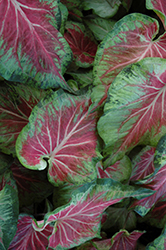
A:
[0,0,166,249]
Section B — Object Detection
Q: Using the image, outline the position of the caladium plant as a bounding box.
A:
[1,0,166,249]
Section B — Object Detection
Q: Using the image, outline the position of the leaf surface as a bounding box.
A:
[93,13,166,89]
[83,0,121,18]
[0,170,19,250]
[0,0,73,90]
[16,90,100,186]
[131,134,166,216]
[36,178,153,249]
[98,57,166,166]
[8,214,53,250]
[64,22,98,68]
[0,83,48,155]
[146,224,166,249]
[130,146,155,181]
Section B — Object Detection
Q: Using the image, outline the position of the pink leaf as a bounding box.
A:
[37,179,149,249]
[94,13,166,89]
[16,90,99,185]
[64,22,98,67]
[8,215,53,250]
[0,0,72,90]
[130,146,155,181]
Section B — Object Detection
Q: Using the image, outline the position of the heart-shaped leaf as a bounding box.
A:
[0,0,73,90]
[98,57,166,166]
[16,90,100,186]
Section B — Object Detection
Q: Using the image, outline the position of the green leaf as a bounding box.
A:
[0,170,19,250]
[0,152,13,175]
[84,16,116,41]
[83,0,121,18]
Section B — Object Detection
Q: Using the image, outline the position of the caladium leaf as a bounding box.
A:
[0,0,73,91]
[98,57,166,166]
[83,0,121,18]
[0,83,49,155]
[96,155,132,183]
[35,178,153,249]
[84,16,116,41]
[130,134,166,216]
[146,0,166,29]
[11,159,53,207]
[93,229,144,250]
[64,22,98,68]
[93,13,166,90]
[145,224,166,250]
[16,90,100,186]
[130,146,156,181]
[8,214,53,250]
[0,170,19,250]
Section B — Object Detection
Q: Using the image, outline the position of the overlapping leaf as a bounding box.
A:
[0,0,73,90]
[131,134,166,216]
[96,155,132,183]
[146,0,166,29]
[16,90,100,186]
[130,146,155,181]
[0,83,48,155]
[8,214,53,250]
[35,179,153,249]
[64,22,98,68]
[98,57,166,166]
[0,171,19,250]
[93,13,166,90]
[0,152,13,175]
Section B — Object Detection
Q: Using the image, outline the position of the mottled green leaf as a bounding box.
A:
[0,170,19,250]
[146,224,166,249]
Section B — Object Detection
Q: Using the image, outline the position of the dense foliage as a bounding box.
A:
[0,0,166,249]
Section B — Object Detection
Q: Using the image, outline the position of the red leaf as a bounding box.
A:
[130,146,155,181]
[16,91,99,185]
[8,215,53,250]
[131,165,166,214]
[98,58,166,166]
[0,0,72,90]
[64,22,98,67]
[94,13,166,88]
